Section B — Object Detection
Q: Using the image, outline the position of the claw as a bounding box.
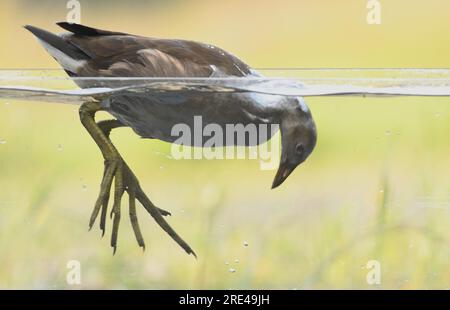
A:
[157,208,172,217]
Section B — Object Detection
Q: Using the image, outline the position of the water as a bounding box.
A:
[0,69,448,289]
[0,69,449,104]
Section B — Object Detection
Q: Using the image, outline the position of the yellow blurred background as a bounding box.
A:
[0,0,449,289]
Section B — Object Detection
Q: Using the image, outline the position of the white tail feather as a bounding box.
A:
[37,39,86,72]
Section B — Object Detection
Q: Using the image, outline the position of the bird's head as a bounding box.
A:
[272,97,317,189]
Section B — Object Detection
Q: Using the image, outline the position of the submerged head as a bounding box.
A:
[272,97,317,189]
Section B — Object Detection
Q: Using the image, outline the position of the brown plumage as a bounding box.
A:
[52,22,252,79]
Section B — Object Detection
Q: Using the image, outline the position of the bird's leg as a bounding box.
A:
[79,102,196,256]
[97,119,171,226]
[96,119,123,236]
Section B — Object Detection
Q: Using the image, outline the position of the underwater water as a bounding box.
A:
[0,69,449,289]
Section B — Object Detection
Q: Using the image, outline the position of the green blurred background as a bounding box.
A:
[0,0,449,289]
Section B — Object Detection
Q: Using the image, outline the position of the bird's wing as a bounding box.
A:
[57,22,252,78]
[79,48,216,78]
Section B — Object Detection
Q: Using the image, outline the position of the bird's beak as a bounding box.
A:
[271,161,296,189]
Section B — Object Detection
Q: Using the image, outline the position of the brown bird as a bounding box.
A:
[24,22,317,256]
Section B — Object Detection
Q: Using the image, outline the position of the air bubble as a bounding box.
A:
[0,138,6,145]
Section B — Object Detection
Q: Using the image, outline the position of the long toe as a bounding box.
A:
[128,188,146,250]
[136,189,196,257]
[89,160,117,230]
[110,162,125,254]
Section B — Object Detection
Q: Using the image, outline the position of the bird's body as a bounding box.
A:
[26,23,300,146]
[106,91,288,145]
[25,23,317,254]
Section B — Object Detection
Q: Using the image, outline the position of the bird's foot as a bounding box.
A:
[79,105,195,256]
[88,157,195,256]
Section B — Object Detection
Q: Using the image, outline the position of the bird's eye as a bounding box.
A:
[295,144,304,156]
